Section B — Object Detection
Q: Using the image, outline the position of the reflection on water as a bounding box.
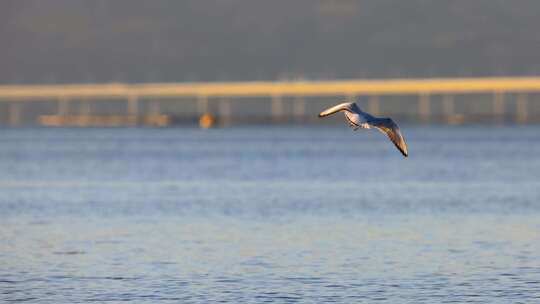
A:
[1,126,540,303]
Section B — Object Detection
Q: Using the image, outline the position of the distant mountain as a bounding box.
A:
[2,0,540,83]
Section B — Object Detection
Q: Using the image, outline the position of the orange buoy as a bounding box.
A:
[199,113,214,129]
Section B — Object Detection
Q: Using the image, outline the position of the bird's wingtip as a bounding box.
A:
[397,146,408,157]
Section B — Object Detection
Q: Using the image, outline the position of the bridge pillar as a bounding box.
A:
[9,102,21,126]
[219,98,232,126]
[58,97,69,116]
[293,95,305,121]
[442,94,455,123]
[128,95,139,126]
[516,93,528,124]
[419,93,431,123]
[80,100,91,127]
[368,95,380,116]
[197,95,209,114]
[149,100,161,116]
[271,95,284,123]
[493,92,505,123]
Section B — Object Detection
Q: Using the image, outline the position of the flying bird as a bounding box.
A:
[318,102,408,157]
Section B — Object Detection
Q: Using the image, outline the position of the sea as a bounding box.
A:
[1,126,539,303]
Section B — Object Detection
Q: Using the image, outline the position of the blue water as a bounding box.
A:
[1,126,539,303]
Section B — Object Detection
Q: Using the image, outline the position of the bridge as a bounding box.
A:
[1,77,540,126]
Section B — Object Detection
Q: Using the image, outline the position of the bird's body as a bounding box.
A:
[318,102,408,157]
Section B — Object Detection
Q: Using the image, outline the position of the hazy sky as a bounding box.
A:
[2,0,540,83]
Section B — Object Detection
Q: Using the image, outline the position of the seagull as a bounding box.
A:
[318,102,408,157]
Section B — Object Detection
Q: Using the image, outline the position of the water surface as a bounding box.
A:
[1,126,539,303]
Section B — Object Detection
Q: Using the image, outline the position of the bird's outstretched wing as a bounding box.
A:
[318,102,361,117]
[371,118,408,157]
